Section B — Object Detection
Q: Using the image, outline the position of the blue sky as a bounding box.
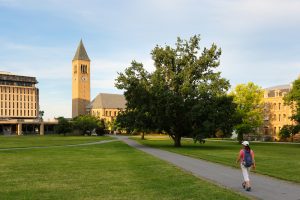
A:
[1,0,300,119]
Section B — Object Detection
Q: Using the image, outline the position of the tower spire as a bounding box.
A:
[73,39,90,61]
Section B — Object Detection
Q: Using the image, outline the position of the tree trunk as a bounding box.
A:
[174,135,181,147]
[141,132,145,140]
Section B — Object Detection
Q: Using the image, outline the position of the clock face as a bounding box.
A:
[81,76,87,81]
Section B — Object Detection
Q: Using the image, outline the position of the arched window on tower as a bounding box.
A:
[80,64,88,74]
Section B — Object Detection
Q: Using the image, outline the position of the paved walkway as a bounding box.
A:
[116,136,300,200]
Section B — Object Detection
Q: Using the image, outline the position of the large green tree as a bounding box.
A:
[115,61,154,139]
[116,35,236,147]
[230,82,264,142]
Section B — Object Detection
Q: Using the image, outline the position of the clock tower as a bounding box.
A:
[72,39,90,118]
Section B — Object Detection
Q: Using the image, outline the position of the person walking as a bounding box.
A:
[236,141,256,191]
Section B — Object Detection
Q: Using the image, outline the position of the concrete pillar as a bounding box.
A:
[17,123,22,135]
[40,123,44,135]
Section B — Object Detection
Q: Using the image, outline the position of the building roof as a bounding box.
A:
[0,72,37,84]
[88,93,126,109]
[72,39,90,61]
[264,84,291,91]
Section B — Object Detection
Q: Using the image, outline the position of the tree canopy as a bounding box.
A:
[284,79,300,122]
[55,117,72,135]
[230,82,264,141]
[116,35,237,146]
[72,115,104,135]
[283,78,300,140]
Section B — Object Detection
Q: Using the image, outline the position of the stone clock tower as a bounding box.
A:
[72,39,90,118]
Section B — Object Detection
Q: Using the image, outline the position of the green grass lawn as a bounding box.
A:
[0,135,111,149]
[0,137,248,200]
[133,136,300,183]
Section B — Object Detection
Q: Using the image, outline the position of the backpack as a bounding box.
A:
[243,149,252,167]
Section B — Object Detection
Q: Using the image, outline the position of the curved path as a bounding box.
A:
[115,136,300,200]
[0,139,117,151]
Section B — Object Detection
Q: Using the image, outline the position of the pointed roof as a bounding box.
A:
[87,93,126,109]
[73,39,90,61]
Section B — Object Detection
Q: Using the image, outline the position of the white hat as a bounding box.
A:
[242,141,249,146]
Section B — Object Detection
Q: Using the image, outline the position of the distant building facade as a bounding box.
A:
[0,72,56,135]
[263,84,295,138]
[88,93,126,123]
[72,40,91,118]
[0,72,39,119]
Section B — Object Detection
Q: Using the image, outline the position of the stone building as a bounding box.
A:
[71,40,126,124]
[263,84,295,138]
[87,93,126,123]
[72,39,91,118]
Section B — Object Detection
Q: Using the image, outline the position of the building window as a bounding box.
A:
[279,103,281,110]
[81,64,88,74]
[274,127,276,134]
[279,114,281,121]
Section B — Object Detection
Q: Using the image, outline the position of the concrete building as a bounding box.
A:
[0,71,39,119]
[263,84,295,138]
[0,72,57,135]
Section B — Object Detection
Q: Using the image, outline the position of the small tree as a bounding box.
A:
[72,115,100,135]
[279,125,293,140]
[55,117,72,136]
[230,82,264,142]
[39,110,44,120]
[95,119,106,136]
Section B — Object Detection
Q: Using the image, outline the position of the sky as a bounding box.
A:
[0,0,300,120]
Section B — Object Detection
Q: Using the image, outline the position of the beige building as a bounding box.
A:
[88,93,126,123]
[72,40,91,118]
[0,72,55,135]
[0,71,39,119]
[263,84,295,138]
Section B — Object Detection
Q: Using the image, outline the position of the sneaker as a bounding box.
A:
[246,187,251,191]
[242,182,246,189]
